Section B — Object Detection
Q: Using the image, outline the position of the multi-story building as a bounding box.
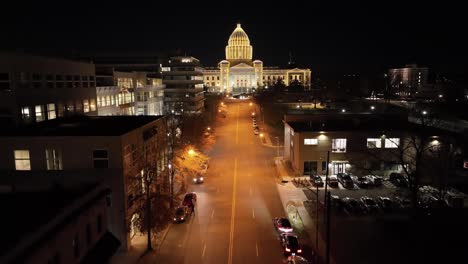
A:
[283,114,452,178]
[96,67,164,116]
[0,184,119,264]
[0,52,97,126]
[388,64,429,96]
[161,56,205,114]
[0,115,169,251]
[201,24,311,94]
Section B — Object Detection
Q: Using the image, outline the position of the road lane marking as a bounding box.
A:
[228,158,238,264]
[252,208,255,219]
[256,242,259,257]
[202,243,206,257]
[211,209,215,219]
[235,105,239,144]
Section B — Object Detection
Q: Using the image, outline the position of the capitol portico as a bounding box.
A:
[203,23,311,94]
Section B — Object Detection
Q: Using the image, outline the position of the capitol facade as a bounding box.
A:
[202,23,311,94]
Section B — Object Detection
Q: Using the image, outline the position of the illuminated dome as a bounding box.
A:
[226,23,253,63]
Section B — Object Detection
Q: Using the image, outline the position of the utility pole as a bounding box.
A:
[323,151,330,222]
[326,191,331,264]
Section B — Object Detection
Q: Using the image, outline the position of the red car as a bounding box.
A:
[273,217,293,233]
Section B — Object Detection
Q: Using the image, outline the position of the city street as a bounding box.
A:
[155,100,305,263]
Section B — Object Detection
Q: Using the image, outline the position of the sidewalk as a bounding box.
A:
[275,157,335,264]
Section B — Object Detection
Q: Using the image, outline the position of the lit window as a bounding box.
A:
[385,138,400,148]
[21,106,30,120]
[47,103,56,120]
[304,138,318,145]
[367,138,382,148]
[46,148,62,170]
[90,98,96,111]
[332,138,347,152]
[35,105,45,122]
[14,150,31,170]
[93,150,109,168]
[83,100,89,113]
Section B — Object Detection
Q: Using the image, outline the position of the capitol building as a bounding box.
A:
[203,23,311,94]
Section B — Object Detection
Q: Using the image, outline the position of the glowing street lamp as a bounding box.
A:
[249,102,253,106]
[259,133,264,138]
[188,149,195,156]
[207,126,211,131]
[341,109,346,113]
[370,106,375,110]
[251,112,256,116]
[422,110,428,115]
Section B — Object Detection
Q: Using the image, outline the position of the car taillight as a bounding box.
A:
[285,248,291,252]
[297,249,302,253]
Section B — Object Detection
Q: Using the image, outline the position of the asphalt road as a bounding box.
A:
[156,100,290,263]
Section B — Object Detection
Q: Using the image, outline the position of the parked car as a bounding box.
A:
[331,195,344,211]
[389,172,409,187]
[254,129,259,135]
[376,196,393,212]
[280,233,303,256]
[394,196,411,209]
[360,196,379,214]
[342,197,362,215]
[182,192,197,207]
[444,189,465,208]
[273,217,293,233]
[337,173,354,188]
[310,175,324,187]
[252,122,257,127]
[173,206,189,223]
[418,193,440,209]
[327,175,339,187]
[366,175,383,186]
[354,176,371,188]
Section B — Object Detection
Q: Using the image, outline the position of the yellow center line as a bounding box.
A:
[235,105,239,144]
[228,158,238,264]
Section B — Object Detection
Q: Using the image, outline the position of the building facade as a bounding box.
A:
[202,24,311,94]
[161,56,205,114]
[388,64,429,97]
[0,116,169,251]
[96,68,164,116]
[0,52,97,126]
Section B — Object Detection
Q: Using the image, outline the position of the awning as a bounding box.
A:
[80,231,121,264]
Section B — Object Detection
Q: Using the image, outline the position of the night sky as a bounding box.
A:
[2,1,467,77]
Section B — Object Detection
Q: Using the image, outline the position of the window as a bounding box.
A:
[86,223,92,246]
[97,214,102,233]
[73,234,80,258]
[93,150,108,168]
[46,149,62,170]
[47,103,56,120]
[35,105,45,122]
[331,138,347,153]
[21,106,30,120]
[14,150,31,170]
[321,161,327,174]
[304,138,318,145]
[385,138,400,148]
[83,100,89,113]
[367,138,382,148]
[90,99,96,112]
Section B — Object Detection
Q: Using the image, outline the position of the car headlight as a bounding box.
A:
[181,217,184,220]
[200,177,204,181]
[193,179,197,182]
[173,218,177,221]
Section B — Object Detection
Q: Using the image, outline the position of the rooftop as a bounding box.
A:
[285,114,420,132]
[1,115,164,137]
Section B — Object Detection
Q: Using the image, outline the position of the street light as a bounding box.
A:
[341,108,346,113]
[188,149,195,156]
[207,126,211,131]
[370,106,375,110]
[249,102,253,107]
[422,110,428,115]
[259,133,264,138]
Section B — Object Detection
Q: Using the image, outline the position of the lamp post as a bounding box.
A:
[168,163,174,208]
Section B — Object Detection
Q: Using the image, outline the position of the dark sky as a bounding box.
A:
[2,1,467,78]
